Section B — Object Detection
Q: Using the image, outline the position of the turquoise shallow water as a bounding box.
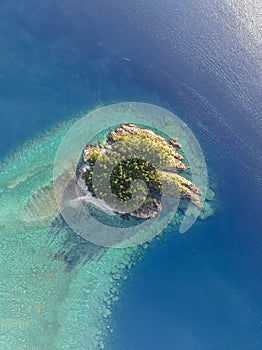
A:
[0,106,214,349]
[0,118,139,349]
[1,1,261,349]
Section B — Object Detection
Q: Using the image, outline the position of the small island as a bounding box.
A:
[76,123,203,219]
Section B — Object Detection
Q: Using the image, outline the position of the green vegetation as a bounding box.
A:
[80,123,203,218]
[109,134,180,169]
[110,158,162,201]
[85,153,162,203]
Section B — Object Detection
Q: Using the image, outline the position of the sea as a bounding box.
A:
[0,1,261,349]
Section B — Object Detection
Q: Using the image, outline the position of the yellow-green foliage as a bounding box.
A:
[85,150,100,166]
[111,135,177,169]
[84,134,168,202]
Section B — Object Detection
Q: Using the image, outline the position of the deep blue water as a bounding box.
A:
[1,0,261,349]
[112,152,262,350]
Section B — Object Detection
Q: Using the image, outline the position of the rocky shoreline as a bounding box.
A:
[77,123,203,219]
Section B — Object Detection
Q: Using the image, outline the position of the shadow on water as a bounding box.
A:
[49,215,105,272]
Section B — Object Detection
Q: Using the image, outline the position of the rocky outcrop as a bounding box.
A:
[77,123,203,219]
[158,171,202,209]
